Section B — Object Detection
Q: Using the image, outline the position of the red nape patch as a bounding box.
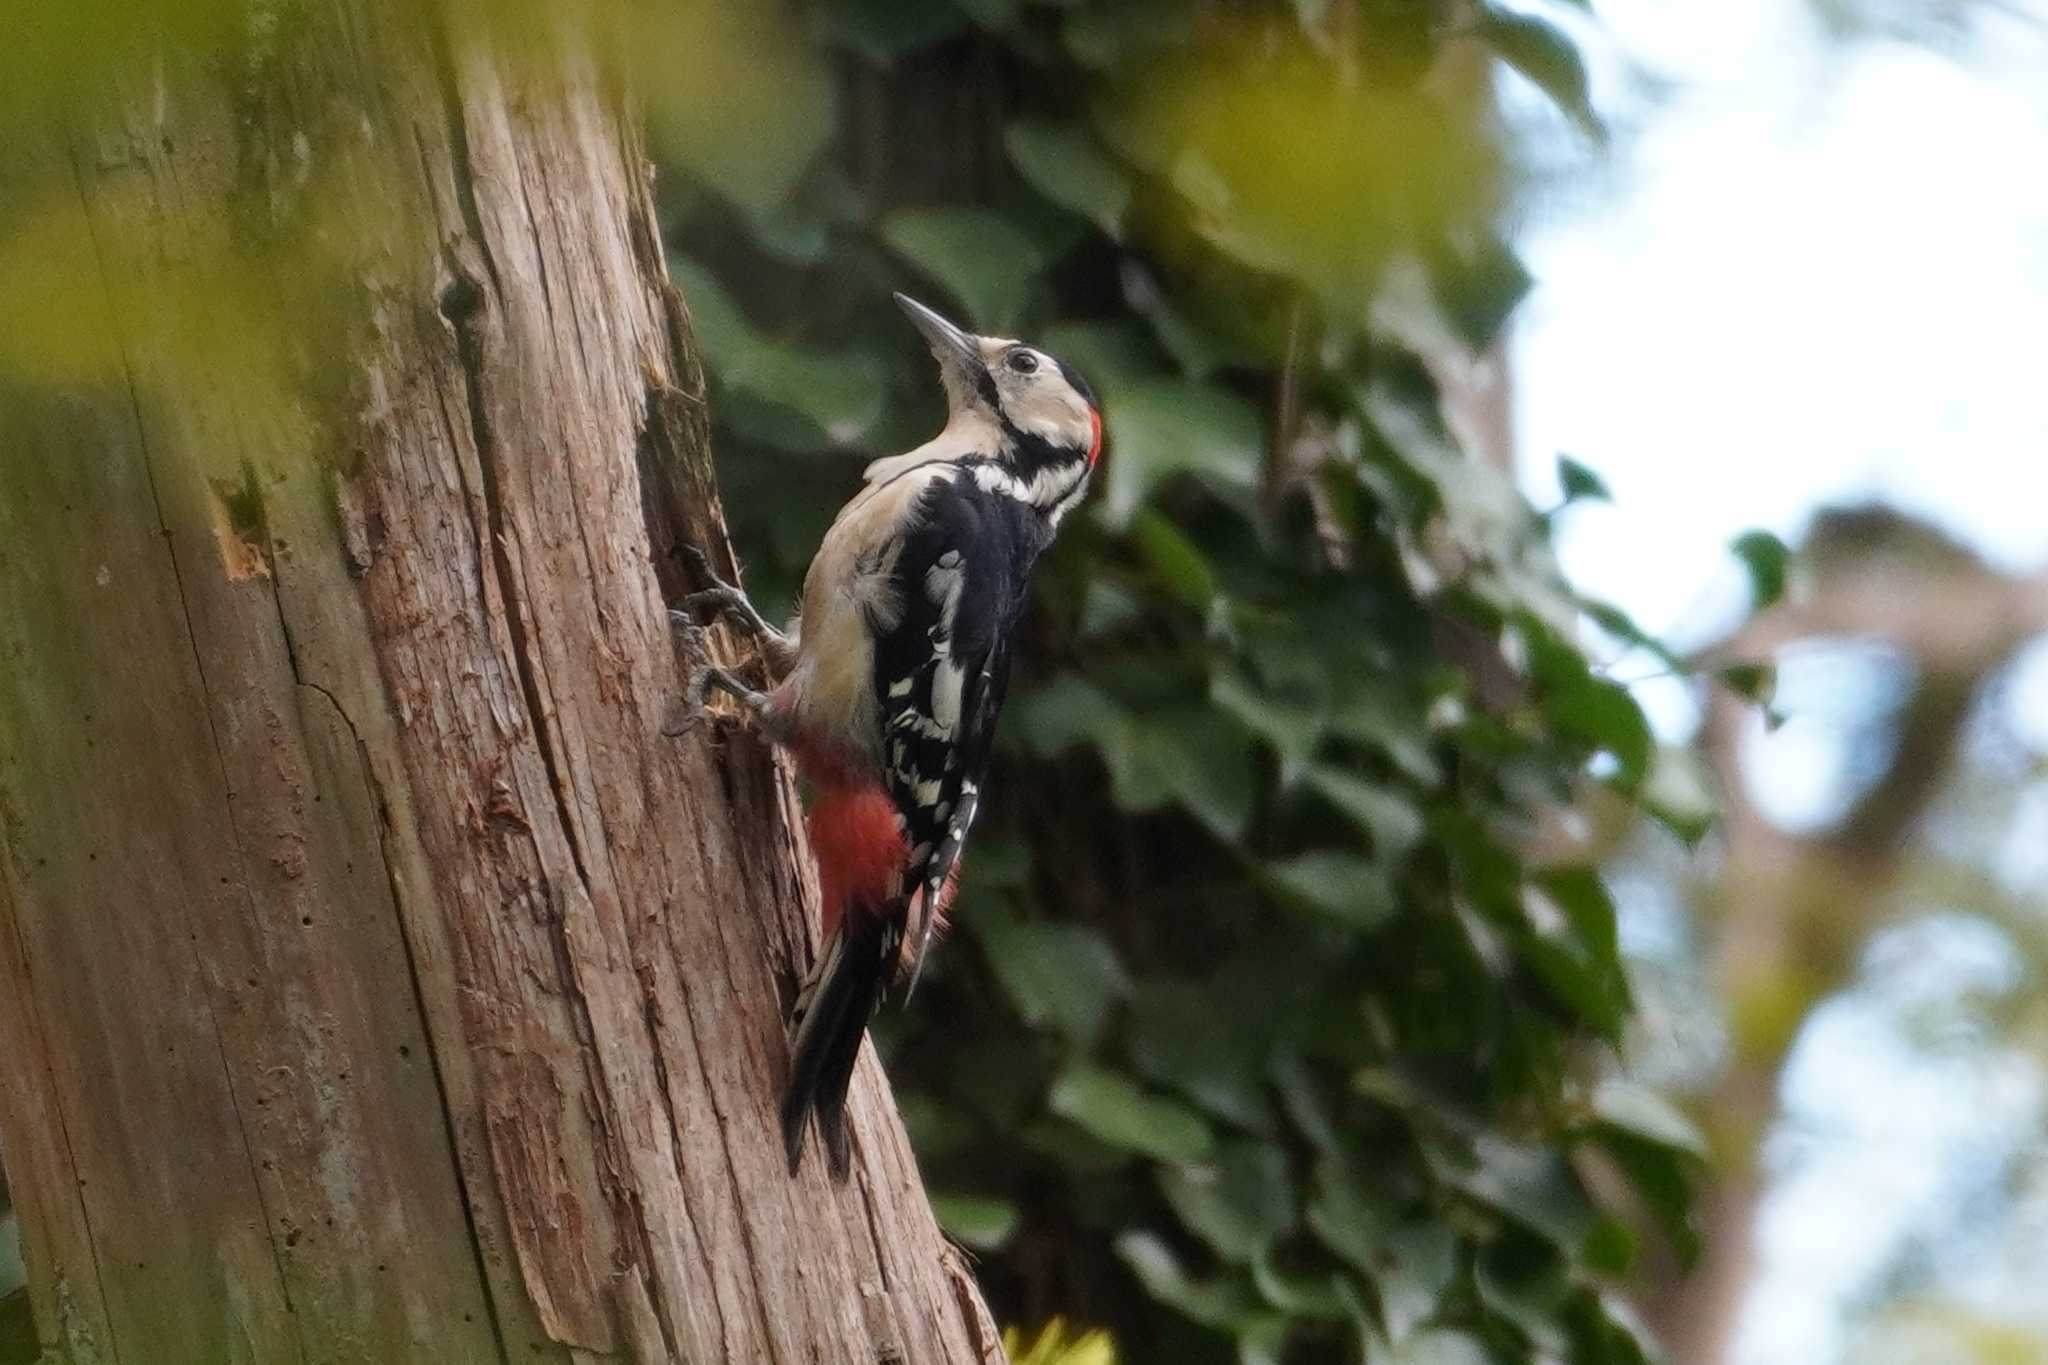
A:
[1087,407,1104,467]
[808,788,906,940]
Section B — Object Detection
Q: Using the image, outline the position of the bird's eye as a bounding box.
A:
[1007,350,1040,375]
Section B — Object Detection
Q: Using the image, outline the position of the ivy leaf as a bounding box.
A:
[1266,854,1397,931]
[1158,1140,1296,1262]
[1130,509,1219,608]
[1588,1080,1708,1162]
[973,905,1131,1046]
[1430,1135,1598,1254]
[1115,1232,1275,1332]
[1006,120,1133,236]
[1478,8,1604,141]
[1556,455,1611,504]
[668,256,885,449]
[1520,868,1629,1040]
[931,1194,1020,1251]
[883,208,1048,331]
[1129,981,1276,1131]
[1307,1155,1454,1342]
[1050,1063,1216,1164]
[1730,529,1791,610]
[1303,767,1425,859]
[1101,381,1264,525]
[1546,672,1654,789]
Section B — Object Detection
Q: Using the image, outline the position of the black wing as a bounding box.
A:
[870,475,1036,986]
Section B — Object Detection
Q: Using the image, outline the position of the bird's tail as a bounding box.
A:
[781,908,897,1178]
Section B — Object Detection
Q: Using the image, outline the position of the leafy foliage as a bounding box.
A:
[660,0,1704,1359]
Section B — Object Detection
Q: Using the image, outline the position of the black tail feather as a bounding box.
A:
[781,912,896,1179]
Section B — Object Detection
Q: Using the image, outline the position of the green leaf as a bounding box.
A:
[1307,1156,1454,1342]
[1521,868,1629,1040]
[1213,670,1322,765]
[1431,1135,1597,1253]
[1428,230,1535,353]
[1130,509,1219,608]
[1556,455,1610,504]
[819,0,970,63]
[1016,674,1129,757]
[1050,1063,1216,1164]
[1101,381,1264,525]
[1474,1250,1573,1357]
[1006,120,1133,236]
[1129,982,1275,1131]
[931,1194,1021,1251]
[1304,767,1425,859]
[1478,8,1603,140]
[1730,529,1790,610]
[1250,1251,1351,1322]
[668,257,885,449]
[1116,1232,1275,1332]
[973,905,1131,1046]
[1266,854,1397,931]
[883,208,1048,331]
[1158,1140,1297,1262]
[1118,708,1258,838]
[1641,745,1718,845]
[1546,673,1653,788]
[1328,690,1442,788]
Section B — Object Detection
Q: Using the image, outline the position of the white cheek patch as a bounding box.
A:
[1010,385,1091,448]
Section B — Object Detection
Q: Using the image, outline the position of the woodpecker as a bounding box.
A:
[674,294,1102,1178]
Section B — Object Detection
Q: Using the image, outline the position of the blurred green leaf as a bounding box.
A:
[1267,853,1397,931]
[1304,767,1425,859]
[1521,869,1629,1040]
[1130,509,1219,608]
[1432,1135,1597,1254]
[1477,8,1604,141]
[1052,1063,1216,1164]
[1159,1140,1296,1262]
[1730,529,1791,610]
[1556,455,1611,504]
[1474,1250,1573,1357]
[669,257,885,449]
[1546,672,1654,788]
[1308,1155,1455,1343]
[1115,1232,1276,1332]
[933,1194,1022,1251]
[975,906,1132,1045]
[884,208,1048,331]
[1007,121,1133,236]
[1101,381,1264,525]
[1213,670,1322,765]
[1129,982,1275,1131]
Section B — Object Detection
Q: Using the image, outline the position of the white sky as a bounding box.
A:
[1508,2,2048,1360]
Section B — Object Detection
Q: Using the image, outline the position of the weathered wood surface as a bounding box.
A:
[0,5,999,1363]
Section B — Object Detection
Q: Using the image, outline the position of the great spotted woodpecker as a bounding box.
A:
[674,294,1102,1177]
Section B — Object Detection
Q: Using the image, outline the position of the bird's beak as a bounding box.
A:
[894,293,983,387]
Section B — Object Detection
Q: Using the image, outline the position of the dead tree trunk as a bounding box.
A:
[0,5,1000,1363]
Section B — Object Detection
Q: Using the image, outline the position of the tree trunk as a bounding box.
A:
[0,5,1000,1363]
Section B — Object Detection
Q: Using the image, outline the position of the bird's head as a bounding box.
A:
[895,293,1102,519]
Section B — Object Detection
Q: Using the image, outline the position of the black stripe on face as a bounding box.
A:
[972,362,1001,409]
[1053,356,1097,410]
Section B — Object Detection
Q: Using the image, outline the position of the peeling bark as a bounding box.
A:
[0,5,998,1363]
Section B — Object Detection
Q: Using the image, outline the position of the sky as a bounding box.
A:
[1506,2,2048,1360]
